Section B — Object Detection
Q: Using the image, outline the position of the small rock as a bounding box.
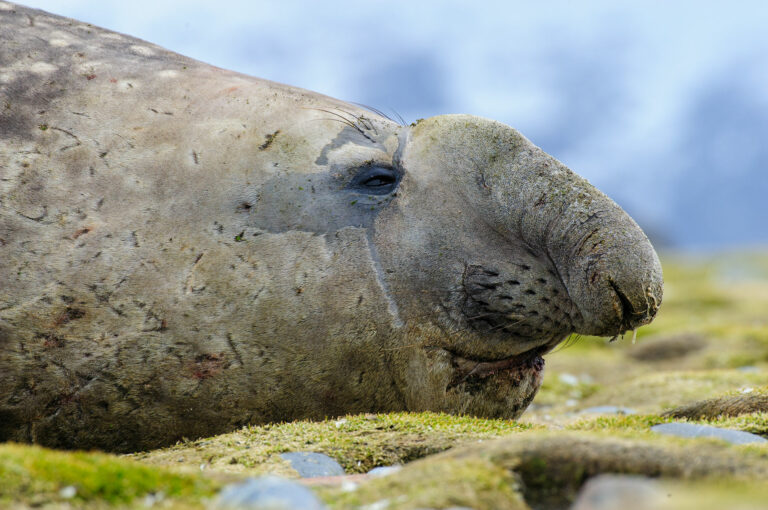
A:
[142,491,164,507]
[367,465,402,477]
[580,406,636,415]
[214,476,326,510]
[570,474,663,510]
[59,485,77,499]
[651,422,767,444]
[280,452,345,478]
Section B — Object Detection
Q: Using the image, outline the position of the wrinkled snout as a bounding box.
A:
[404,114,663,342]
[448,115,664,339]
[548,206,663,337]
[507,140,664,339]
[512,149,664,339]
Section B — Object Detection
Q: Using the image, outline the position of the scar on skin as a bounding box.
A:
[259,130,280,151]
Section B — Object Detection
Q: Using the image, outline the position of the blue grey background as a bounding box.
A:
[22,1,768,251]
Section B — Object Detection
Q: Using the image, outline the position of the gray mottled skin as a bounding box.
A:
[0,3,663,452]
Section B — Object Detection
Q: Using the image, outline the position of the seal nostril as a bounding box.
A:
[608,279,644,331]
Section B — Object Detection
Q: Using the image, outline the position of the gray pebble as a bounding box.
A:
[213,476,326,510]
[280,452,345,478]
[580,406,636,415]
[570,474,663,510]
[651,422,767,444]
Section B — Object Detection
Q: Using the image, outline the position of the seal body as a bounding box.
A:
[0,3,662,452]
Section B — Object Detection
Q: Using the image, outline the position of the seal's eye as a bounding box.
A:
[349,166,400,195]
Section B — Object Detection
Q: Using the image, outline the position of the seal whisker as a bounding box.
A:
[310,117,361,130]
[330,108,377,142]
[550,334,581,353]
[350,112,374,131]
[391,109,406,126]
[486,317,530,332]
[308,108,359,130]
[350,101,400,126]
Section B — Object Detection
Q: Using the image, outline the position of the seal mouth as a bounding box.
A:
[446,346,546,390]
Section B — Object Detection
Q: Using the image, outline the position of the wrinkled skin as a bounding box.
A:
[0,4,662,452]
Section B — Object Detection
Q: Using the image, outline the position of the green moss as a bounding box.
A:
[566,414,670,434]
[0,443,217,508]
[131,412,538,476]
[701,413,768,438]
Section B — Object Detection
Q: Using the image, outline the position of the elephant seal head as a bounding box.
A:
[385,115,661,415]
[273,112,663,418]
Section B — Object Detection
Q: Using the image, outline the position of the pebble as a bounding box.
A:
[214,476,326,510]
[58,485,77,499]
[580,406,637,415]
[570,474,663,510]
[367,465,402,477]
[651,422,767,444]
[279,452,345,478]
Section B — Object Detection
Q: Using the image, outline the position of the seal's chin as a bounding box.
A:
[447,347,546,390]
[433,346,546,419]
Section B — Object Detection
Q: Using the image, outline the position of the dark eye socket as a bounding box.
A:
[349,165,400,195]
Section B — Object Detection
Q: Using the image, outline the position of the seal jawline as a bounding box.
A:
[444,346,546,390]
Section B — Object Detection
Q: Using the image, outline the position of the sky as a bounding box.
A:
[18,1,768,250]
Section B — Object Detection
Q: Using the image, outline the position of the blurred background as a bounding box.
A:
[24,0,768,252]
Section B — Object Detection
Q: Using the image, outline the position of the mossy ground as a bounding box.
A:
[0,443,217,509]
[2,252,768,508]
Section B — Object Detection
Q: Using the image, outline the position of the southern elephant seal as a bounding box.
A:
[0,4,663,452]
